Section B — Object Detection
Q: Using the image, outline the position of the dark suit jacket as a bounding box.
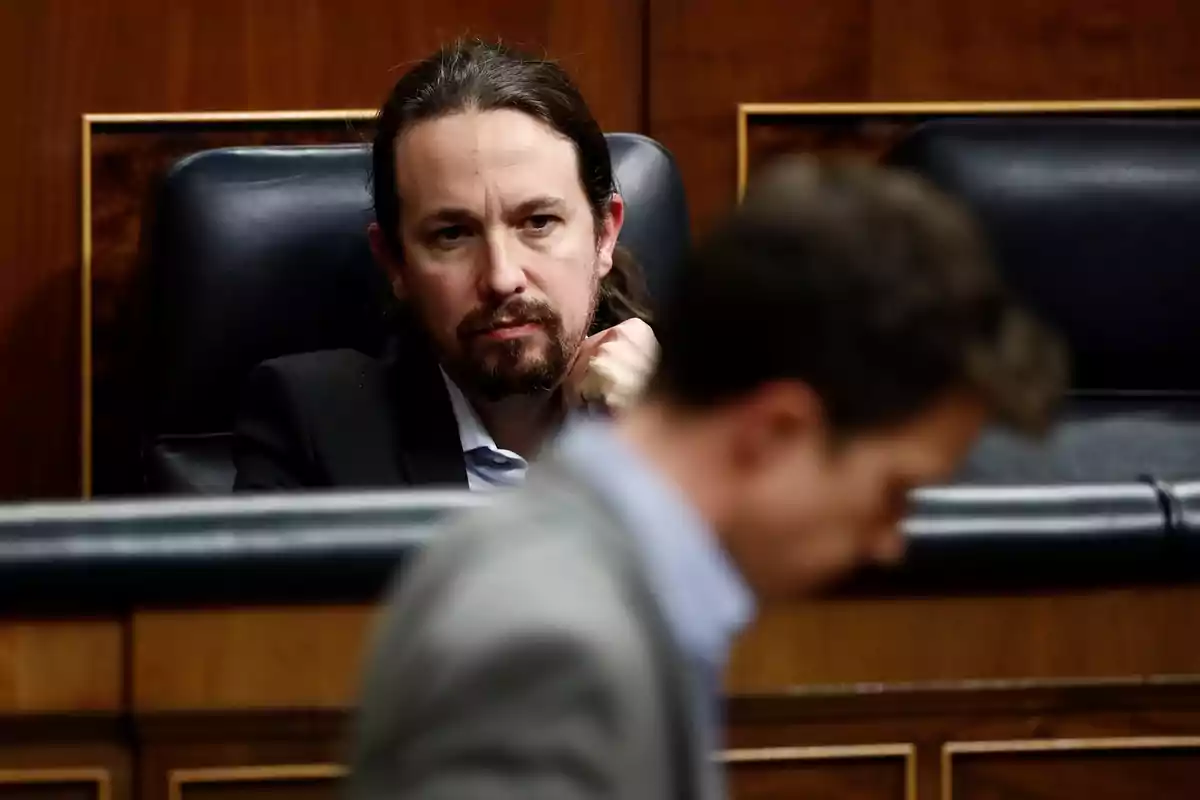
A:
[232,339,469,491]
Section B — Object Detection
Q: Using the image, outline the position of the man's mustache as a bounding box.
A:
[457,299,560,339]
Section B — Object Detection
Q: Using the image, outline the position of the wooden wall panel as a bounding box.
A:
[126,587,1200,713]
[121,681,1200,800]
[1,673,1195,800]
[169,769,341,800]
[120,683,1200,800]
[726,681,1200,800]
[649,0,1200,230]
[867,0,1200,101]
[0,0,643,500]
[171,775,338,800]
[725,747,912,800]
[728,586,1200,691]
[0,771,114,800]
[0,727,131,800]
[0,620,123,713]
[135,714,346,800]
[945,740,1200,800]
[132,607,374,712]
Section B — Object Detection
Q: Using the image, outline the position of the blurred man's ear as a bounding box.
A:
[367,222,405,300]
[729,381,824,471]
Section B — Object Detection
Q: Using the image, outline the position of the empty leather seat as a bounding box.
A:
[888,119,1200,484]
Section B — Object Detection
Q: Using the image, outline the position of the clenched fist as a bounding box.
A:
[566,318,659,412]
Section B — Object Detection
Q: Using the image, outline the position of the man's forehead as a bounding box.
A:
[393,109,585,215]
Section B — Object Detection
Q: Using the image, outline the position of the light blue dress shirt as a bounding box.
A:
[554,417,755,747]
[440,371,529,491]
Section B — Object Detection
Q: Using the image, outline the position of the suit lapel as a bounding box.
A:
[383,334,469,488]
[534,458,718,799]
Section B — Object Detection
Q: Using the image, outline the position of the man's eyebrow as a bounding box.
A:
[418,207,476,227]
[417,197,567,227]
[511,196,568,216]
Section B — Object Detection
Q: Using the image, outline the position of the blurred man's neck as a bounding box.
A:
[615,401,732,532]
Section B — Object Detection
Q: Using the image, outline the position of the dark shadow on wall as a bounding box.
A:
[0,267,82,500]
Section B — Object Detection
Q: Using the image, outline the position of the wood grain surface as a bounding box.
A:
[0,619,123,713]
[649,0,1200,230]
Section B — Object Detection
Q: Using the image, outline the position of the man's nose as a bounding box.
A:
[480,232,528,298]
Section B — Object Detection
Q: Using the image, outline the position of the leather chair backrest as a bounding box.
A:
[141,135,688,494]
[887,118,1200,483]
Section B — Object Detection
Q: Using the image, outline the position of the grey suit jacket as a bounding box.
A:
[346,459,716,800]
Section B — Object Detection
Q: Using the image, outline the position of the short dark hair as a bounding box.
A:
[371,39,650,329]
[650,157,1067,435]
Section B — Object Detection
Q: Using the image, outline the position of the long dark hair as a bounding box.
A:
[371,39,651,330]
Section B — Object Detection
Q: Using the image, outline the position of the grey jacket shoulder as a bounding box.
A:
[348,473,682,799]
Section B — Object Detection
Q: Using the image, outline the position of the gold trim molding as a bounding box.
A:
[941,736,1200,800]
[0,767,112,800]
[736,98,1200,199]
[721,743,916,800]
[167,764,346,800]
[79,109,375,497]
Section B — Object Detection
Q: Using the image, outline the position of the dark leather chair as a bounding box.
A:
[888,119,1200,484]
[141,135,689,494]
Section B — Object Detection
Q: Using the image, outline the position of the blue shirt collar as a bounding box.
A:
[553,418,754,674]
[441,369,503,455]
[440,370,528,490]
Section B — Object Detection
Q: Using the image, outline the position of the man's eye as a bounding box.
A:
[433,225,470,244]
[525,215,559,233]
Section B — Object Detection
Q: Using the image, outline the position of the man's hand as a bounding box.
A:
[566,318,659,413]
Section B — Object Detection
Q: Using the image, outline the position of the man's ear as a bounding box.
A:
[729,381,824,470]
[596,193,626,279]
[367,222,405,300]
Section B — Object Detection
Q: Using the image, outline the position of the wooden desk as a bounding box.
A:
[5,584,1200,800]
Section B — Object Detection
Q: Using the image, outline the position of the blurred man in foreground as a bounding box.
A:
[234,40,656,492]
[347,159,1066,799]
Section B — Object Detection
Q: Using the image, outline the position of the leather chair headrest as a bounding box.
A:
[145,145,387,437]
[888,118,1200,394]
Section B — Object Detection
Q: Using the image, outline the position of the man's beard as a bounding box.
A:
[448,294,593,401]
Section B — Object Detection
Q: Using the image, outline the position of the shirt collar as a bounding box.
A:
[554,418,755,671]
[440,369,499,455]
